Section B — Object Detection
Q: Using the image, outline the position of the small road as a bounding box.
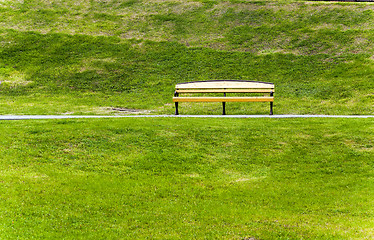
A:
[1,115,373,120]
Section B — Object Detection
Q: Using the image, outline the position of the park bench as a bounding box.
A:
[173,80,274,115]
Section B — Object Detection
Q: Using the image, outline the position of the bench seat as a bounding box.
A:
[173,96,274,102]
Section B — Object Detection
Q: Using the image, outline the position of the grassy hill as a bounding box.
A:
[0,0,373,115]
[0,2,373,239]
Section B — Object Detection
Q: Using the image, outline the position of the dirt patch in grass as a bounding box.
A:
[171,1,203,14]
[344,139,374,153]
[111,107,151,114]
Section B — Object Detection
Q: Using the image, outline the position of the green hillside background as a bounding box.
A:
[0,1,374,239]
[0,0,373,115]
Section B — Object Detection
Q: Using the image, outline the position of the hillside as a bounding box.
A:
[0,0,373,115]
[0,2,373,239]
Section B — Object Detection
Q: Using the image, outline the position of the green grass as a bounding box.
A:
[0,1,373,239]
[0,118,373,239]
[0,0,373,115]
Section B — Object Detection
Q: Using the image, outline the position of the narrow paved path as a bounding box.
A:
[1,115,373,120]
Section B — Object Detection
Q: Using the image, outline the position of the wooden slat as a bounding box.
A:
[176,89,274,93]
[175,81,274,89]
[173,97,274,102]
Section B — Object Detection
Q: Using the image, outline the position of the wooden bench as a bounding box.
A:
[173,80,274,115]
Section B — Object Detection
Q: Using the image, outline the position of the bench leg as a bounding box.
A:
[175,102,179,115]
[270,102,273,115]
[222,92,226,115]
[270,91,274,115]
[174,91,179,115]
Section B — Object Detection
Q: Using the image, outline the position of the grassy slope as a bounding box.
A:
[0,0,373,115]
[0,2,373,239]
[0,118,373,239]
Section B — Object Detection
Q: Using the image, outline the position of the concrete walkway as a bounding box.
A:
[1,115,373,120]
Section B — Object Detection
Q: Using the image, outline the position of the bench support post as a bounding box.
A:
[174,91,179,115]
[270,102,273,115]
[270,91,274,115]
[222,92,226,115]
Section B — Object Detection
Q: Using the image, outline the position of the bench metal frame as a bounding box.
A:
[173,80,274,115]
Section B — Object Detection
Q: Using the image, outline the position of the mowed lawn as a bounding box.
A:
[0,118,373,239]
[0,0,373,239]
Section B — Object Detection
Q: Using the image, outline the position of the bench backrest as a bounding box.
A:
[175,80,274,93]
